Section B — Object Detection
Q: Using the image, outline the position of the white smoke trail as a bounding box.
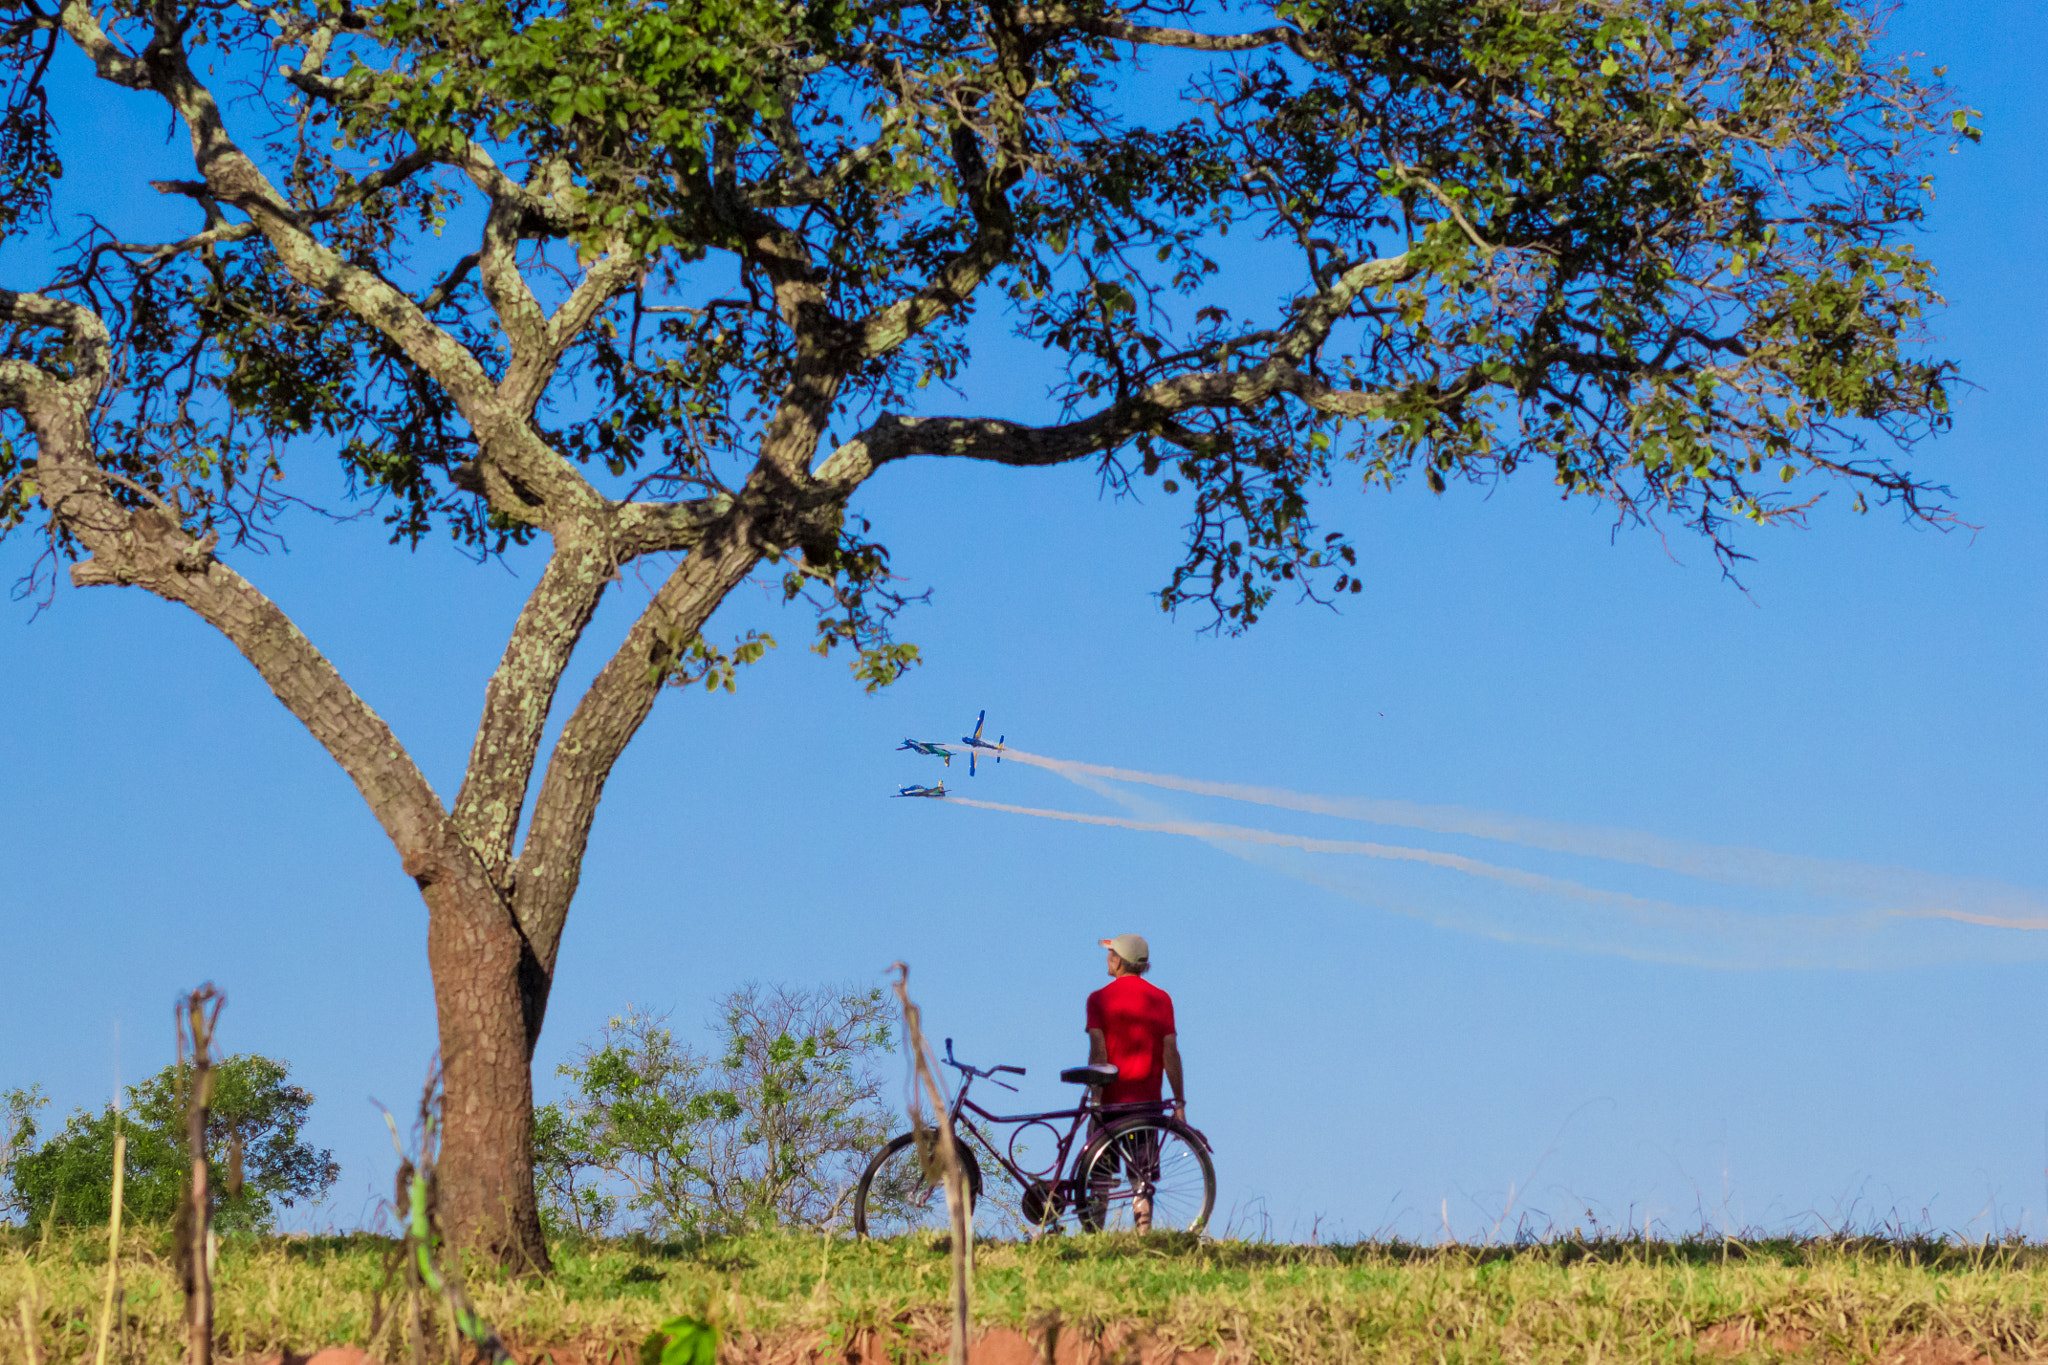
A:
[1901,909,2048,932]
[1040,770,2029,968]
[995,747,2048,924]
[946,794,1682,910]
[930,763,2048,964]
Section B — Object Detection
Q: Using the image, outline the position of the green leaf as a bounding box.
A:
[647,1319,715,1365]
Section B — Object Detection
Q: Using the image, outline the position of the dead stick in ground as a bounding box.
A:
[179,985,224,1365]
[92,1127,127,1365]
[890,963,969,1365]
[17,1296,41,1365]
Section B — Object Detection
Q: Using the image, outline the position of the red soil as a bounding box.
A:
[253,1316,2012,1364]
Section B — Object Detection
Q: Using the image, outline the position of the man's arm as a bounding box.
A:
[1163,1033,1184,1110]
[1088,1027,1108,1100]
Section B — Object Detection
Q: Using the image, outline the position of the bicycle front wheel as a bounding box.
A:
[852,1130,984,1239]
[1074,1116,1214,1234]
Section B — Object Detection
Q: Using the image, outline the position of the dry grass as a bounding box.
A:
[5,1227,2048,1364]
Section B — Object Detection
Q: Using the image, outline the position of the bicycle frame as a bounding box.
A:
[939,1042,1172,1219]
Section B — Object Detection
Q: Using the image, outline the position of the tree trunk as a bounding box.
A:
[426,876,551,1273]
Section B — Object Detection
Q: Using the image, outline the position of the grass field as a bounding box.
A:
[6,1227,2048,1365]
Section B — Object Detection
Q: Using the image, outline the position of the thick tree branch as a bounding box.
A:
[752,128,899,207]
[420,251,480,314]
[817,370,1240,482]
[819,251,1416,486]
[498,246,643,415]
[94,16,609,533]
[452,144,584,237]
[0,288,470,894]
[852,222,1011,360]
[478,198,547,361]
[0,288,109,387]
[1017,5,1322,61]
[1261,250,1416,370]
[852,129,1016,360]
[450,541,616,882]
[613,493,738,558]
[55,0,145,87]
[711,206,853,487]
[510,518,765,972]
[445,490,745,865]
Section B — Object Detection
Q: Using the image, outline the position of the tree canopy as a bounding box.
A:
[7,1055,340,1233]
[0,0,1970,1265]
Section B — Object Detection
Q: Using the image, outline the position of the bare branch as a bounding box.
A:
[420,252,480,314]
[1017,5,1322,61]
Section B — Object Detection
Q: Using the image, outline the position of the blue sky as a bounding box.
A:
[2,0,2044,1242]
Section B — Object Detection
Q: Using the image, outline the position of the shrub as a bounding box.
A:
[538,984,894,1238]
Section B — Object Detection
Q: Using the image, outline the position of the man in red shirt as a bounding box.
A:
[1085,933,1183,1113]
[1083,933,1185,1231]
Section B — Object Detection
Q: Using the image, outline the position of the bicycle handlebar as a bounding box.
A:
[941,1038,1026,1081]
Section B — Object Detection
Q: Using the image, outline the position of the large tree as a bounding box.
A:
[0,0,1967,1266]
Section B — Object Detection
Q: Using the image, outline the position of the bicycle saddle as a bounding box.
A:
[1059,1063,1119,1085]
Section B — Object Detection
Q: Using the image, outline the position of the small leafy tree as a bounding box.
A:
[714,984,895,1228]
[0,1085,47,1221]
[538,985,893,1237]
[8,1055,340,1233]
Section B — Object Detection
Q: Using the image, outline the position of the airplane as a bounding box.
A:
[960,710,1004,777]
[893,783,948,799]
[897,738,953,765]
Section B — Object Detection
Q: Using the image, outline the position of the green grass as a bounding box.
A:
[7,1227,2048,1364]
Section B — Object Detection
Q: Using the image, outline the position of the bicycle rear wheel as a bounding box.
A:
[852,1130,984,1239]
[1074,1116,1214,1234]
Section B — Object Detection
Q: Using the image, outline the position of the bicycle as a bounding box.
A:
[852,1038,1215,1239]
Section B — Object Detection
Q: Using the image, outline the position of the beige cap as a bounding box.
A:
[1100,933,1150,967]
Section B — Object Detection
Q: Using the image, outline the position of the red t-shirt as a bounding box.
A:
[1085,974,1176,1106]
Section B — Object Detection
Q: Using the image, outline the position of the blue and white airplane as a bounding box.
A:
[896,738,953,765]
[960,710,1004,777]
